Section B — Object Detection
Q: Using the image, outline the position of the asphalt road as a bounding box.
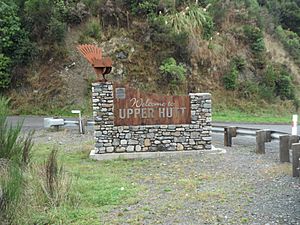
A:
[7,116,292,160]
[7,116,297,134]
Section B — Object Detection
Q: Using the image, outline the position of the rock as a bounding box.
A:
[106,147,114,153]
[177,143,184,151]
[116,51,128,59]
[135,145,142,152]
[121,140,127,145]
[144,139,151,147]
[116,147,125,152]
[126,146,134,152]
[112,139,120,146]
[128,140,139,145]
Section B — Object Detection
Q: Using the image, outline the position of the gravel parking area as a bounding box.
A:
[33,130,300,224]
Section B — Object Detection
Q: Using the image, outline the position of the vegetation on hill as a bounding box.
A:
[1,0,300,119]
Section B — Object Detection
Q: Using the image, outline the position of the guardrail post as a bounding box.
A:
[256,129,271,154]
[280,135,290,162]
[81,118,85,134]
[291,143,300,177]
[224,127,237,147]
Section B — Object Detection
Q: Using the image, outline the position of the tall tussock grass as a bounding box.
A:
[40,148,73,207]
[0,97,73,224]
[0,96,34,223]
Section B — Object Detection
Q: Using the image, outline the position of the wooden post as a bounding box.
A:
[224,127,236,147]
[256,130,271,154]
[280,135,290,162]
[291,143,300,177]
[289,135,300,149]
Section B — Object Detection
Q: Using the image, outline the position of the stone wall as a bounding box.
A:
[92,82,212,154]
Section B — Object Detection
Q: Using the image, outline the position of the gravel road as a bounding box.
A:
[31,129,300,225]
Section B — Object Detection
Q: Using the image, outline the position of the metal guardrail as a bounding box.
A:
[213,125,300,178]
[212,125,286,139]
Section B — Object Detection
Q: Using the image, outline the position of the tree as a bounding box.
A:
[24,0,67,44]
[0,2,31,90]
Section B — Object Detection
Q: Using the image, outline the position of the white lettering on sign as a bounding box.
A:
[130,98,172,108]
[118,107,187,119]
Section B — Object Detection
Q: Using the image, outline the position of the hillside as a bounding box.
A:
[1,0,300,118]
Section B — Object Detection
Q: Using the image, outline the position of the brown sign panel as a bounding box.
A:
[113,84,191,126]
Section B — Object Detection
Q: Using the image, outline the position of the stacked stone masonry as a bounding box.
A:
[92,82,212,154]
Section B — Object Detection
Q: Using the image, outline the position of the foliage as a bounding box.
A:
[275,25,300,65]
[24,0,67,44]
[126,0,159,15]
[237,80,259,99]
[148,15,189,62]
[0,96,34,224]
[263,0,300,35]
[275,70,295,100]
[82,18,101,40]
[0,161,23,221]
[47,17,67,44]
[0,97,34,165]
[165,5,214,40]
[83,0,104,16]
[0,97,23,163]
[232,56,246,71]
[223,64,239,91]
[260,64,296,101]
[40,148,72,207]
[62,1,89,24]
[9,142,144,224]
[0,55,11,90]
[159,57,186,93]
[243,24,266,68]
[0,2,32,90]
[243,25,265,54]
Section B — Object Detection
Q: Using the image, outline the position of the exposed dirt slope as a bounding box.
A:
[264,33,300,83]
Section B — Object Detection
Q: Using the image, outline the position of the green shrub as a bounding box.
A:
[264,0,300,36]
[63,1,89,24]
[159,57,186,93]
[0,55,11,91]
[47,17,67,44]
[260,64,296,101]
[238,80,259,99]
[275,71,295,100]
[233,56,246,71]
[263,65,276,88]
[148,15,189,62]
[243,25,265,54]
[223,64,239,90]
[0,2,33,89]
[126,0,159,15]
[83,0,104,16]
[275,25,300,65]
[258,84,275,102]
[24,0,67,44]
[82,18,101,40]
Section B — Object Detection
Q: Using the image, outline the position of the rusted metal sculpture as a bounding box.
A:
[77,44,112,82]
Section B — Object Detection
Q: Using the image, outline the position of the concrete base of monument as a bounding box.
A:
[89,146,226,161]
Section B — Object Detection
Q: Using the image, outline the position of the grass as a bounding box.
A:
[213,110,293,124]
[12,142,150,225]
[12,102,93,117]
